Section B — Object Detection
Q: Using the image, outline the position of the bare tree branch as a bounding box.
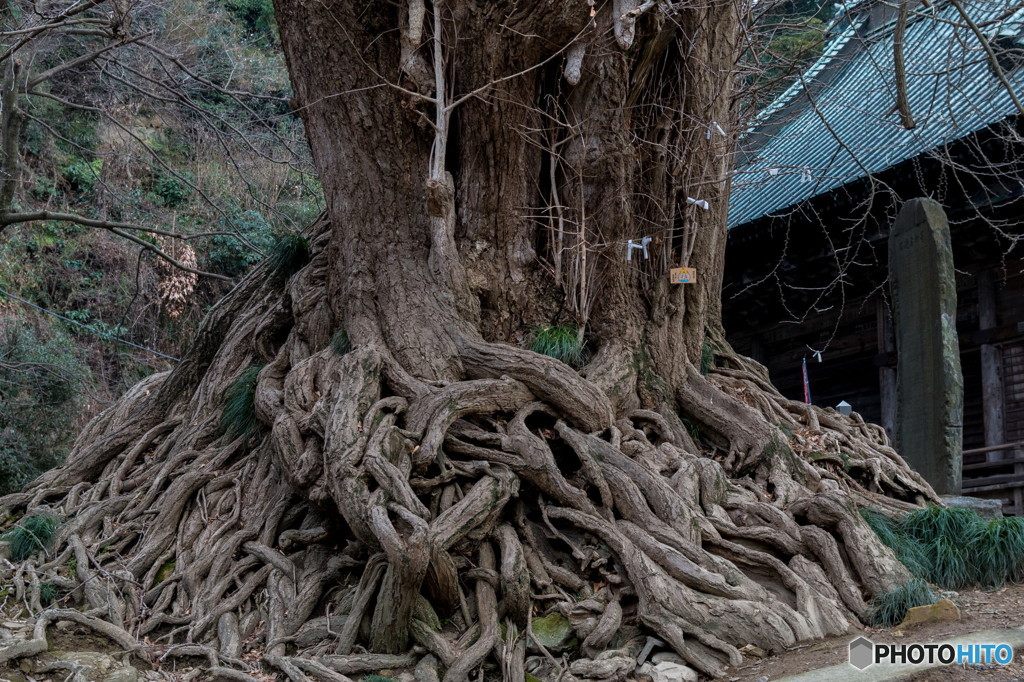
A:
[0,0,105,62]
[893,0,915,130]
[947,0,1024,118]
[0,210,234,281]
[24,31,150,90]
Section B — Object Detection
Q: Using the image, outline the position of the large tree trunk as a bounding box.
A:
[0,2,938,680]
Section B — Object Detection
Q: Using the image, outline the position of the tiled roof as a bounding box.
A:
[728,0,1024,228]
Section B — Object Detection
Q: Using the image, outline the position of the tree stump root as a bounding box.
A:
[0,232,937,681]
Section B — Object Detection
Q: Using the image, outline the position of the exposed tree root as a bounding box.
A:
[0,227,937,680]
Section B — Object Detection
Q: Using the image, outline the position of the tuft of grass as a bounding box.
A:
[863,505,1024,591]
[903,506,979,590]
[4,513,60,561]
[902,505,978,545]
[700,336,715,375]
[969,516,1024,588]
[269,234,311,278]
[330,329,351,355]
[39,582,60,605]
[682,417,702,443]
[867,578,936,627]
[928,534,974,590]
[221,366,263,441]
[530,325,584,368]
[860,508,932,579]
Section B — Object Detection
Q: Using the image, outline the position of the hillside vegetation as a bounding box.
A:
[0,0,321,493]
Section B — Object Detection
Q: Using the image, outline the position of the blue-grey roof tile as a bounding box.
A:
[728,0,1024,228]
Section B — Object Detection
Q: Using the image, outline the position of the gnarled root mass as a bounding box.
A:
[0,227,936,681]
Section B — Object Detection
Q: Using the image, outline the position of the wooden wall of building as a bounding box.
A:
[726,256,1024,463]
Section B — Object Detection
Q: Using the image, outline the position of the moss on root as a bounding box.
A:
[330,328,351,355]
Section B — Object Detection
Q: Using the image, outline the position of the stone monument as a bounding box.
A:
[889,198,963,495]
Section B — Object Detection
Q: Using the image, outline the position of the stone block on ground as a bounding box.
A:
[896,598,960,630]
[637,661,699,682]
[740,643,768,659]
[939,495,1002,518]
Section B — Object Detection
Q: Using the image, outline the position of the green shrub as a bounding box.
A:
[867,578,936,627]
[269,234,310,278]
[221,366,263,441]
[207,210,277,277]
[0,428,34,496]
[151,171,192,208]
[4,513,60,561]
[330,329,351,355]
[530,325,584,368]
[272,195,324,233]
[30,176,58,200]
[61,158,103,194]
[224,0,277,44]
[55,110,99,152]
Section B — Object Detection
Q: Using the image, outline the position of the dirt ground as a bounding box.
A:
[5,586,1024,681]
[726,585,1024,681]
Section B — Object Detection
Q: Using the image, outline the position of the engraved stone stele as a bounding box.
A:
[889,198,963,494]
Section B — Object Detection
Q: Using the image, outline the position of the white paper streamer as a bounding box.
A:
[706,121,727,139]
[626,236,652,261]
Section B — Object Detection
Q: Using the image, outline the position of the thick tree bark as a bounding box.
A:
[0,2,940,680]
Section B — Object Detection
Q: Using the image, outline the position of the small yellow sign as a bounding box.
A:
[670,267,696,284]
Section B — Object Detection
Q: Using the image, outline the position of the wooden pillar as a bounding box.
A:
[750,338,768,366]
[978,270,1005,457]
[877,298,897,443]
